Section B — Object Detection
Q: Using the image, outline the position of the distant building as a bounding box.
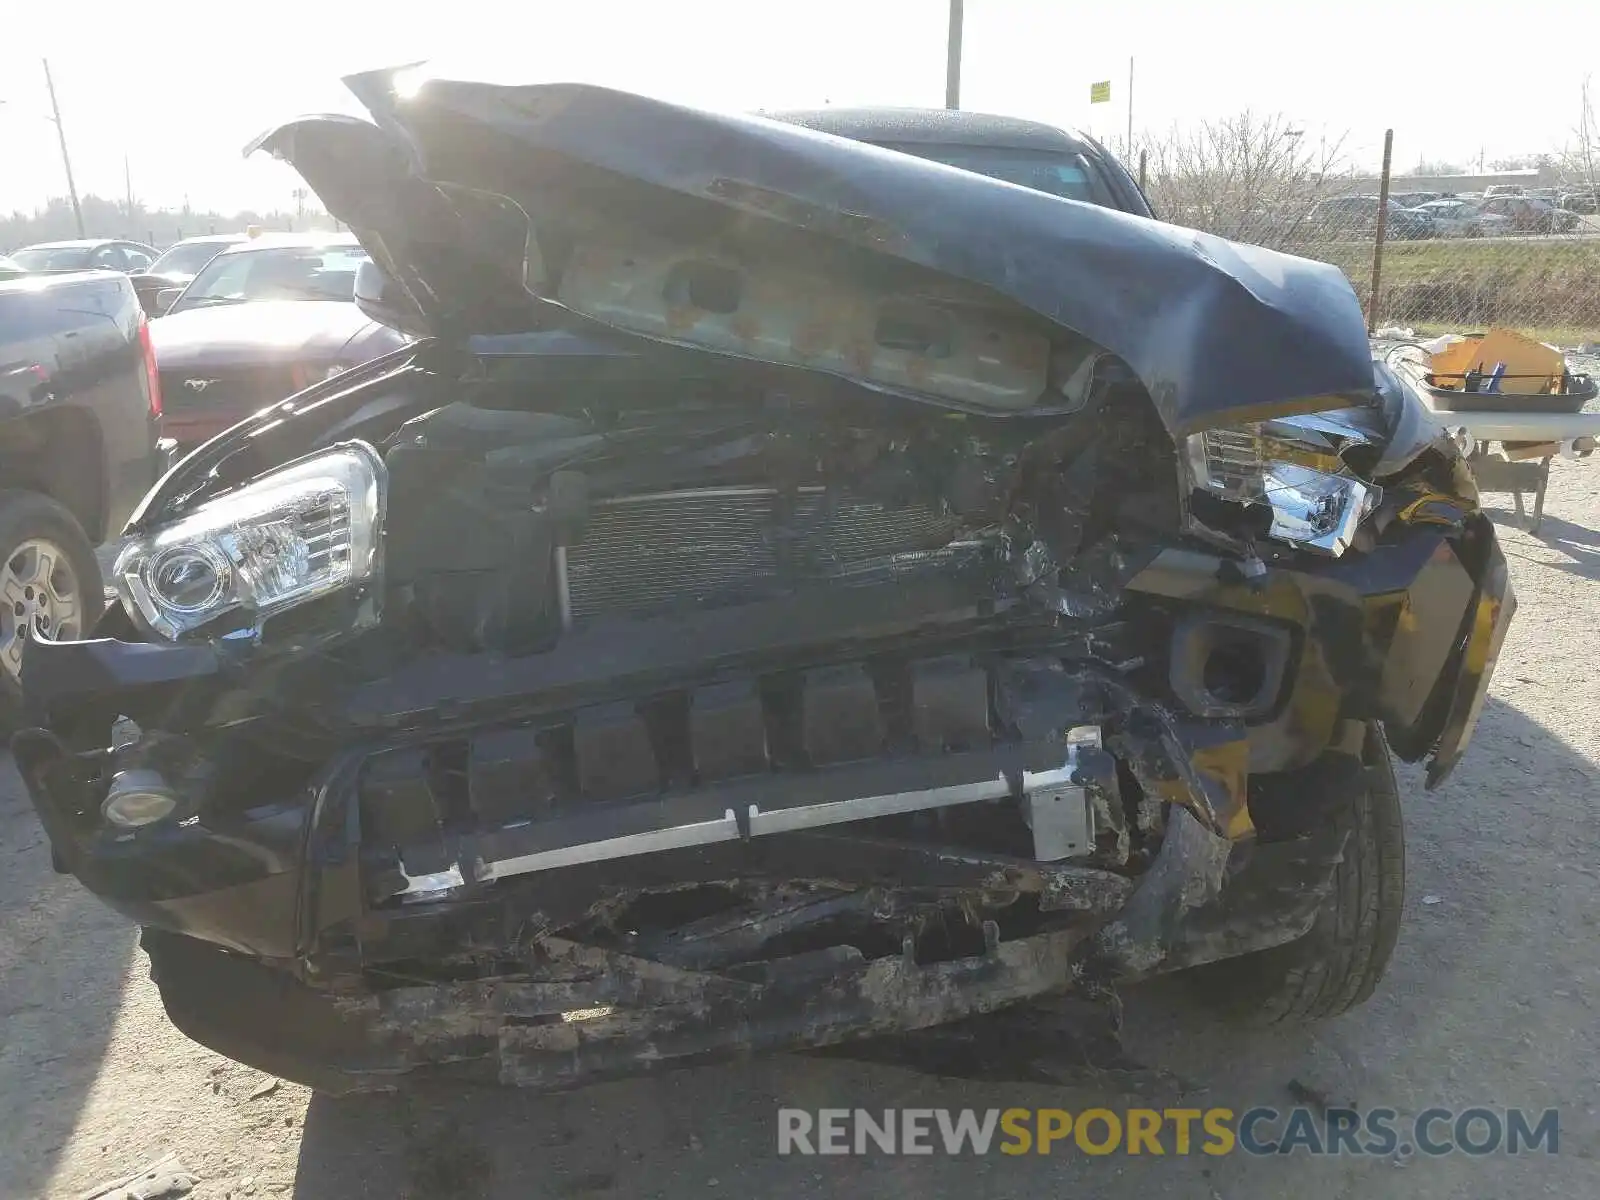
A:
[1351,165,1560,196]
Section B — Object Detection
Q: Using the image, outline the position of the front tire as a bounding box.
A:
[0,489,103,728]
[1199,724,1405,1023]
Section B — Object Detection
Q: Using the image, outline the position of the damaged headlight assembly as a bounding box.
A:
[1185,415,1380,557]
[114,442,387,640]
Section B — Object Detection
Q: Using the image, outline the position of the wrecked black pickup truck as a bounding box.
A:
[15,69,1514,1094]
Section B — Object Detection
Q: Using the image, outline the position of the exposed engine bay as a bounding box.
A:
[360,365,1185,894]
[379,347,1172,653]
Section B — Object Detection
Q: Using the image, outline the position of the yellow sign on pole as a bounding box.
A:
[1089,81,1111,104]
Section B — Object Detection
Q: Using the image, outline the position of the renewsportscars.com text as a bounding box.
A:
[777,1107,1560,1157]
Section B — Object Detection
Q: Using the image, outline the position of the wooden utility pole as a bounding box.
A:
[945,0,964,109]
[42,59,85,237]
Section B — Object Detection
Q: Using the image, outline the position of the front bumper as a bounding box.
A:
[14,517,1511,1090]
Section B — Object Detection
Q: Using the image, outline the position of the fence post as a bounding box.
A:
[1367,128,1394,333]
[1138,148,1147,193]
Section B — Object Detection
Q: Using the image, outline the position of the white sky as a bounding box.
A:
[3,0,1595,215]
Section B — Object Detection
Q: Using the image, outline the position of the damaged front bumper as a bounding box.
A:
[132,810,1342,1094]
[15,516,1511,1093]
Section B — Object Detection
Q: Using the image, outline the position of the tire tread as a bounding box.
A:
[1202,724,1405,1024]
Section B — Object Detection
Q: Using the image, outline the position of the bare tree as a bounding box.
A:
[1487,154,1550,171]
[1136,112,1351,250]
[1558,76,1598,200]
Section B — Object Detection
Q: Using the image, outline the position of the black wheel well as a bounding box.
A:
[0,408,106,542]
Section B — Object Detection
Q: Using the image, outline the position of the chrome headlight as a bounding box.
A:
[114,442,387,639]
[1186,417,1380,557]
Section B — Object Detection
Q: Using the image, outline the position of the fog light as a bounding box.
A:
[102,769,180,829]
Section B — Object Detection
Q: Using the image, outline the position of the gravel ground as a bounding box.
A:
[5,464,1600,1199]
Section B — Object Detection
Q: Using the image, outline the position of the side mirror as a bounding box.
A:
[154,287,184,316]
[353,259,429,338]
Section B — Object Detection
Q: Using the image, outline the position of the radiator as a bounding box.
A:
[564,486,965,618]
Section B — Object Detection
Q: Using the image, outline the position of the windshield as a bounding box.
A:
[169,244,370,312]
[148,240,239,278]
[0,255,22,278]
[10,246,94,271]
[878,143,1115,206]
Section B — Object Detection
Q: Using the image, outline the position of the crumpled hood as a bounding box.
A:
[249,68,1377,435]
[151,301,380,369]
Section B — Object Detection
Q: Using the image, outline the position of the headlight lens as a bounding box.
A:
[115,441,387,639]
[1186,422,1379,557]
[1258,461,1374,554]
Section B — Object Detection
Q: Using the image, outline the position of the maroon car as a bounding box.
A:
[1477,195,1581,234]
[149,233,411,446]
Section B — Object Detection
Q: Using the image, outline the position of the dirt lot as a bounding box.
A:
[4,464,1599,1200]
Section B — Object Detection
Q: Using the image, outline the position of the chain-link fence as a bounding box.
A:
[1137,118,1600,347]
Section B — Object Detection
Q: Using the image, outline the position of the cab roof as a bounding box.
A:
[770,106,1092,153]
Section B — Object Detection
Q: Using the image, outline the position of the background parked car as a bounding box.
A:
[9,238,159,274]
[1533,197,1581,232]
[1308,195,1435,239]
[131,234,249,315]
[149,232,411,446]
[1559,190,1597,215]
[1389,190,1446,207]
[1478,194,1580,233]
[1410,198,1511,238]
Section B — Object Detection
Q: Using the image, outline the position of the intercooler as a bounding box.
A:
[563,485,969,618]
